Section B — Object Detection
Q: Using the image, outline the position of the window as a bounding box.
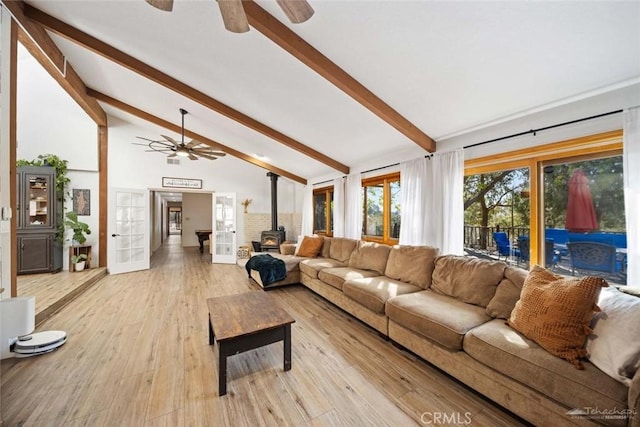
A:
[464,130,626,285]
[313,187,333,235]
[362,173,400,244]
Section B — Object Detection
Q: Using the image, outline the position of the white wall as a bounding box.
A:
[17,45,98,171]
[181,192,212,248]
[439,83,640,160]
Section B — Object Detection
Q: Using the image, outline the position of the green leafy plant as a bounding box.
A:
[65,211,91,245]
[70,253,87,264]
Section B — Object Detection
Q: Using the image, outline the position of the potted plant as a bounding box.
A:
[64,211,91,245]
[70,253,87,272]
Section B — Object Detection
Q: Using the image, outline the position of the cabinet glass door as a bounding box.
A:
[25,174,52,228]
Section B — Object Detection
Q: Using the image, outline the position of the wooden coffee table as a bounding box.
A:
[207,291,295,396]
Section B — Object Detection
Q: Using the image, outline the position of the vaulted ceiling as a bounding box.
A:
[5,0,640,183]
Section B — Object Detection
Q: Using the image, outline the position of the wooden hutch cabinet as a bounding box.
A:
[16,166,63,274]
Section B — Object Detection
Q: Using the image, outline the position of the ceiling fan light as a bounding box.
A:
[176,147,190,157]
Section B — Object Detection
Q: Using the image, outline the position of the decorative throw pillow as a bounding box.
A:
[586,286,640,385]
[279,243,296,256]
[296,236,324,258]
[508,265,607,369]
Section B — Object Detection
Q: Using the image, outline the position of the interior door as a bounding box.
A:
[108,188,150,274]
[213,192,236,264]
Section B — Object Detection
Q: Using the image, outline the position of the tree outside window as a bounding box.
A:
[313,187,333,235]
[362,173,400,244]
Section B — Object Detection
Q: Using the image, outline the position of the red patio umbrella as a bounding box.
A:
[565,168,598,232]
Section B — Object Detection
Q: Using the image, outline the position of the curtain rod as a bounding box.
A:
[313,109,622,186]
[463,109,623,149]
[312,154,435,186]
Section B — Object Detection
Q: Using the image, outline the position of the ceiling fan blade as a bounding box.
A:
[188,153,199,160]
[185,139,202,149]
[217,0,250,33]
[277,0,314,24]
[132,142,151,146]
[198,153,220,161]
[161,134,181,147]
[145,0,173,12]
[136,136,159,142]
[192,148,226,156]
[167,153,177,158]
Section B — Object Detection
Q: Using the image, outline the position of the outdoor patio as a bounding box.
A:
[464,244,627,287]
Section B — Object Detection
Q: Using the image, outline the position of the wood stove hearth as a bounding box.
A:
[260,230,285,252]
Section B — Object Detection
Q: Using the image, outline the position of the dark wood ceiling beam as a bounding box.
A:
[24,4,350,175]
[243,0,436,153]
[1,0,107,126]
[88,89,307,185]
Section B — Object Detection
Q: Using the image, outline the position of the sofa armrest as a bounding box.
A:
[630,367,640,427]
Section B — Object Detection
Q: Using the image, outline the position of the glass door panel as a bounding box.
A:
[26,174,51,228]
[109,188,149,274]
[213,193,236,264]
[463,168,530,263]
[542,156,626,285]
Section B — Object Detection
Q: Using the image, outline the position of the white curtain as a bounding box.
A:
[299,184,314,238]
[333,177,345,237]
[399,149,464,255]
[428,150,464,255]
[624,107,640,285]
[399,157,428,244]
[344,173,363,240]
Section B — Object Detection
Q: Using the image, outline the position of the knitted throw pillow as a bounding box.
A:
[508,265,607,369]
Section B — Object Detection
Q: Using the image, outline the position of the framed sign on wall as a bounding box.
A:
[162,177,203,189]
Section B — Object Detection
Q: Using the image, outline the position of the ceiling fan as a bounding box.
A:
[145,0,314,33]
[134,108,226,161]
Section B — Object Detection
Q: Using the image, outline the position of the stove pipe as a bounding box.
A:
[267,172,279,231]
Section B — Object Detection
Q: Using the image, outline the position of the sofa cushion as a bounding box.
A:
[386,290,491,351]
[299,257,346,279]
[343,277,422,314]
[329,238,358,263]
[431,256,506,307]
[384,245,439,289]
[485,266,528,319]
[296,236,324,257]
[317,267,380,291]
[321,237,332,258]
[348,241,391,275]
[464,319,628,413]
[586,286,640,385]
[279,243,296,255]
[508,265,607,369]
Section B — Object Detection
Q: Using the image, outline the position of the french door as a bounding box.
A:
[213,193,236,264]
[108,188,150,274]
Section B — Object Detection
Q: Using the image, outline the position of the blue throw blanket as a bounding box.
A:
[245,254,287,287]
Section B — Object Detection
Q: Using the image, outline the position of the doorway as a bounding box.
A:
[169,206,182,235]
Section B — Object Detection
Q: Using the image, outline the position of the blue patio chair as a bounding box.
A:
[493,232,519,260]
[566,241,618,276]
[517,236,559,268]
[517,236,530,263]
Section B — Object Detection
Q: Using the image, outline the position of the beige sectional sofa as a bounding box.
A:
[246,236,640,426]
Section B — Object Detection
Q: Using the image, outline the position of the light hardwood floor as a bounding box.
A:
[17,267,108,326]
[1,235,528,426]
